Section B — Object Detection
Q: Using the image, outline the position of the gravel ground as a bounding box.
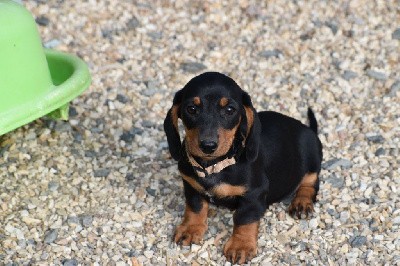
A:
[1,0,399,265]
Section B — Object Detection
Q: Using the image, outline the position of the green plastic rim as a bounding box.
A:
[0,49,91,136]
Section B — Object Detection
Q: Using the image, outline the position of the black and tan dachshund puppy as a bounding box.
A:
[164,72,323,264]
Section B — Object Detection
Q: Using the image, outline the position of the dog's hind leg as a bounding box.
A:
[288,172,319,219]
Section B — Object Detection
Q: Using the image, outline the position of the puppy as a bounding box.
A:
[164,72,323,264]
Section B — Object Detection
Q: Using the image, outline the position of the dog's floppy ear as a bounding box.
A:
[240,91,261,162]
[164,89,184,160]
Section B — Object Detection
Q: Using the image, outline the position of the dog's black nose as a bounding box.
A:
[200,140,218,154]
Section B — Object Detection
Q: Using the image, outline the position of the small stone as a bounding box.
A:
[44,39,61,49]
[375,148,385,156]
[342,70,358,81]
[309,218,318,229]
[259,49,282,59]
[125,173,135,181]
[146,188,156,197]
[326,175,344,188]
[116,94,129,104]
[366,69,387,81]
[277,211,286,221]
[366,134,384,143]
[325,20,339,35]
[127,16,140,29]
[41,251,49,260]
[147,31,163,40]
[48,181,59,192]
[18,239,26,248]
[144,250,154,259]
[68,106,78,117]
[340,211,350,223]
[44,229,58,244]
[67,216,80,226]
[392,216,400,224]
[63,259,78,266]
[392,28,400,40]
[323,158,352,170]
[180,61,207,73]
[35,15,50,26]
[22,216,41,225]
[81,215,93,227]
[388,80,400,96]
[350,236,367,247]
[94,169,111,178]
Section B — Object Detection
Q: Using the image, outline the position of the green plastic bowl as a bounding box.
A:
[0,0,91,136]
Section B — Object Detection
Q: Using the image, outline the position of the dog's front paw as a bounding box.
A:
[174,223,207,246]
[288,196,314,219]
[223,234,257,265]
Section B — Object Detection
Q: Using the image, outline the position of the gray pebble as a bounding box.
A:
[44,229,58,244]
[340,211,350,223]
[392,216,400,224]
[326,175,344,188]
[127,16,140,29]
[388,80,400,96]
[67,216,81,225]
[18,239,26,248]
[392,28,400,40]
[63,259,78,266]
[323,158,353,170]
[81,215,93,227]
[84,150,97,158]
[366,134,384,143]
[48,181,59,192]
[259,49,282,59]
[41,251,49,260]
[146,188,156,197]
[180,61,207,73]
[147,31,163,40]
[35,15,50,26]
[94,169,111,178]
[366,69,387,81]
[120,131,135,143]
[125,173,135,181]
[126,249,139,257]
[116,93,129,104]
[325,20,339,35]
[44,39,61,49]
[342,70,358,81]
[68,106,78,117]
[375,148,385,156]
[350,236,367,247]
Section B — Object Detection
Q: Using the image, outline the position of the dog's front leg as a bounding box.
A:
[224,199,264,264]
[174,181,208,246]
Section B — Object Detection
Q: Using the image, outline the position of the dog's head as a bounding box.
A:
[164,72,261,163]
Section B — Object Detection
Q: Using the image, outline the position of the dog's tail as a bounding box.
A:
[307,108,318,134]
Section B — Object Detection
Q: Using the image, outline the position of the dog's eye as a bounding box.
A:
[225,106,236,115]
[187,106,197,115]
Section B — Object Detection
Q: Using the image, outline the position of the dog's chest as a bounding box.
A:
[182,172,247,201]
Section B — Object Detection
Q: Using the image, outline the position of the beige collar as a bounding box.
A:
[187,152,236,178]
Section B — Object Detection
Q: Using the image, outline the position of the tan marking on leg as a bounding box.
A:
[174,200,208,245]
[181,174,204,193]
[219,97,229,107]
[289,172,318,219]
[224,221,259,264]
[212,183,247,198]
[193,97,201,106]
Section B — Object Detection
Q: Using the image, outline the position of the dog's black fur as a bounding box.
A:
[164,72,323,263]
